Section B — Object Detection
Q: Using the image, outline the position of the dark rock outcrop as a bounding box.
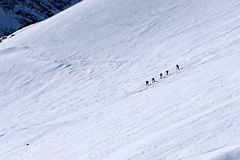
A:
[0,0,82,37]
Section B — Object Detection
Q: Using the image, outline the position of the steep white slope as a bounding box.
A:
[1,0,240,159]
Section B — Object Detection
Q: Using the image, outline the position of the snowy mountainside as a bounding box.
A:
[0,0,82,37]
[1,0,240,160]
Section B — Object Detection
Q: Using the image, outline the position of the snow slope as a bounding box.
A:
[1,0,240,159]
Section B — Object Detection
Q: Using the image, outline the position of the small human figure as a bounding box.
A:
[152,78,155,83]
[176,64,180,70]
[166,70,169,76]
[160,73,163,79]
[146,81,149,86]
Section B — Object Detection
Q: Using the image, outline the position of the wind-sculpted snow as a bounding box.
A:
[212,147,240,160]
[1,0,240,159]
[181,146,240,160]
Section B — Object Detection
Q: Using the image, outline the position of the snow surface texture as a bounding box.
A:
[1,0,240,159]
